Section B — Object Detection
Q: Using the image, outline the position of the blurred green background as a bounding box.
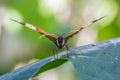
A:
[0,0,120,80]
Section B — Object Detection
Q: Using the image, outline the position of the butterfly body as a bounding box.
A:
[11,16,105,58]
[56,36,65,49]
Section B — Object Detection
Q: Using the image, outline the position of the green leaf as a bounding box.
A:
[33,38,120,80]
[0,57,67,80]
[0,38,120,80]
[33,59,67,77]
[0,57,54,80]
[67,38,120,80]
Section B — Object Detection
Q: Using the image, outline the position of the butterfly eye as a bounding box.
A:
[58,36,63,43]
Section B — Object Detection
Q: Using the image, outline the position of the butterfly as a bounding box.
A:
[11,16,105,58]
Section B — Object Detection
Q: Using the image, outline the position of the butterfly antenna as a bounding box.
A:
[56,34,60,37]
[61,33,65,37]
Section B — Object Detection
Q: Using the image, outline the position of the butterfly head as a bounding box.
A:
[57,36,65,49]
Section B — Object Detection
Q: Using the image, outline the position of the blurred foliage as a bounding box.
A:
[0,0,120,79]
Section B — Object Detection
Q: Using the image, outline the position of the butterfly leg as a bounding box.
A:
[53,46,58,59]
[65,43,69,57]
[55,47,59,59]
[53,47,56,59]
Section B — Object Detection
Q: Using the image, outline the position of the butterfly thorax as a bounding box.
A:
[56,36,65,49]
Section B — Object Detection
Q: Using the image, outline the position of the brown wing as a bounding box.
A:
[64,16,105,41]
[10,19,57,44]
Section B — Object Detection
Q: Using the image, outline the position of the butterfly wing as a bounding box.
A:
[64,16,105,41]
[11,19,57,44]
